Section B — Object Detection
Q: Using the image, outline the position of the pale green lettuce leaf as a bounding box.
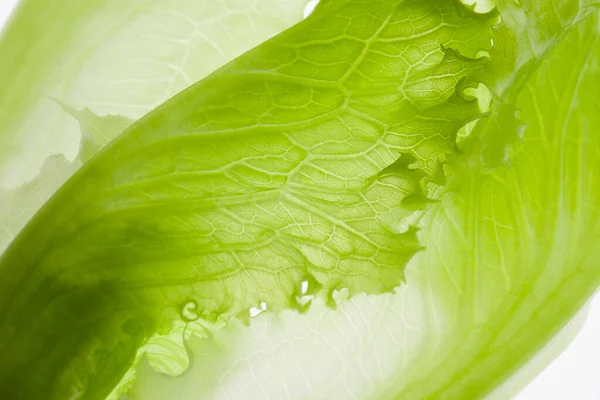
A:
[55,103,135,164]
[0,155,78,253]
[0,108,133,253]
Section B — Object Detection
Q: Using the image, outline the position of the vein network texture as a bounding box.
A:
[0,0,599,399]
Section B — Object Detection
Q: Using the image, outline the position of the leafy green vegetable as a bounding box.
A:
[0,106,132,253]
[0,0,311,181]
[0,0,599,399]
[130,9,600,398]
[0,0,310,228]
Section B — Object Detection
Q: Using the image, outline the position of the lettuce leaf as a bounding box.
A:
[0,0,599,399]
[130,6,600,399]
[0,0,310,247]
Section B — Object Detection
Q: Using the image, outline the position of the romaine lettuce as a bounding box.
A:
[0,0,599,399]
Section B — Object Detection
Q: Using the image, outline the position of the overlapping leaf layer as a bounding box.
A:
[0,0,599,399]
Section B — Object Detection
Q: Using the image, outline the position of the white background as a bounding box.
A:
[0,1,598,398]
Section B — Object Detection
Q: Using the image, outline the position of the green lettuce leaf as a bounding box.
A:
[0,0,309,184]
[0,0,599,399]
[0,0,310,246]
[131,2,600,400]
[0,0,495,397]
